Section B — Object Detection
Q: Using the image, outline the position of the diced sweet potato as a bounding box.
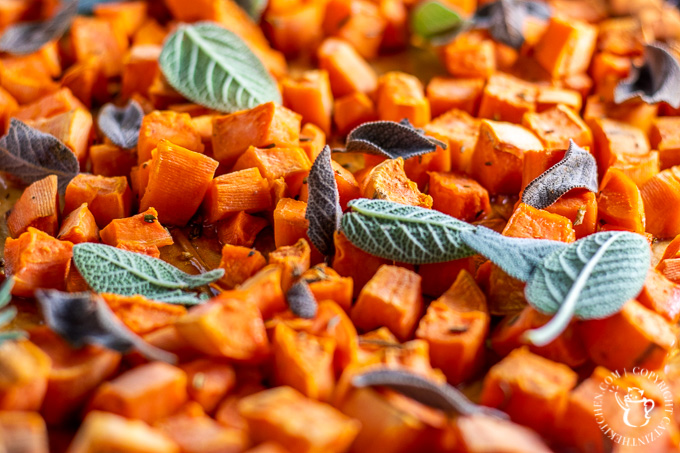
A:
[26,108,93,165]
[281,70,333,135]
[587,117,650,179]
[14,87,85,121]
[317,38,378,97]
[236,265,288,320]
[597,167,646,233]
[269,238,312,292]
[429,172,490,222]
[90,143,137,177]
[535,86,582,112]
[99,207,173,251]
[650,116,680,170]
[423,108,480,173]
[333,92,377,136]
[0,339,51,411]
[233,145,311,196]
[101,293,187,335]
[122,44,162,99]
[218,244,267,289]
[641,167,680,238]
[363,157,433,208]
[503,203,576,242]
[521,104,593,149]
[534,16,598,78]
[426,77,485,118]
[57,203,99,244]
[0,411,49,453]
[263,0,325,57]
[64,174,132,228]
[6,175,59,239]
[637,269,680,323]
[216,211,268,247]
[137,110,204,164]
[203,168,273,224]
[180,359,236,413]
[376,71,430,127]
[333,231,393,298]
[442,31,496,79]
[0,57,59,105]
[70,17,127,77]
[478,73,538,124]
[418,258,476,298]
[302,265,354,313]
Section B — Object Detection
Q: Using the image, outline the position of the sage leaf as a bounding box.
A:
[0,278,26,345]
[72,243,224,305]
[341,199,475,264]
[341,119,447,160]
[236,0,268,21]
[524,231,650,346]
[352,368,508,419]
[159,22,281,113]
[77,0,120,14]
[521,140,598,210]
[286,280,318,319]
[411,1,467,43]
[614,43,680,109]
[97,100,144,149]
[473,0,551,49]
[36,289,176,363]
[0,119,79,193]
[0,0,77,55]
[459,226,567,282]
[306,146,342,256]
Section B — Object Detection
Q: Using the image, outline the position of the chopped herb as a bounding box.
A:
[144,214,157,223]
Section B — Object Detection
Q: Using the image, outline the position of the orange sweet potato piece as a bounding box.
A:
[503,203,576,242]
[317,38,378,98]
[0,411,48,453]
[60,57,108,109]
[471,120,543,195]
[4,228,73,297]
[175,298,270,362]
[140,140,218,226]
[418,258,476,298]
[64,174,132,228]
[588,117,650,179]
[14,87,86,121]
[298,122,326,162]
[521,104,593,149]
[580,300,676,371]
[137,111,204,164]
[637,269,680,323]
[263,1,325,57]
[238,386,360,453]
[426,77,485,118]
[90,143,137,177]
[597,167,646,233]
[0,339,51,411]
[429,172,490,222]
[641,167,680,238]
[376,71,430,127]
[351,265,423,341]
[0,57,58,105]
[216,211,268,247]
[478,73,538,124]
[70,17,127,77]
[301,265,354,313]
[236,265,288,320]
[281,70,333,135]
[100,293,186,335]
[333,231,393,298]
[610,149,660,188]
[307,299,358,372]
[121,44,162,99]
[333,92,377,136]
[203,168,272,224]
[272,197,308,248]
[363,157,433,208]
[481,347,578,435]
[180,360,236,413]
[26,108,93,166]
[89,362,188,424]
[218,244,266,289]
[99,207,173,250]
[212,102,301,167]
[423,108,480,174]
[57,203,99,244]
[0,86,18,134]
[443,31,496,79]
[269,238,312,292]
[68,411,179,453]
[650,116,680,170]
[6,175,58,239]
[233,145,311,196]
[300,159,361,210]
[535,86,583,112]
[333,0,386,60]
[534,16,598,78]
[93,1,148,37]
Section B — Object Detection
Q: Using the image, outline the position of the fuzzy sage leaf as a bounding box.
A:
[306,146,342,256]
[341,199,475,264]
[159,22,281,113]
[72,243,224,305]
[521,140,598,210]
[474,0,551,49]
[97,100,144,149]
[0,278,26,345]
[36,289,176,363]
[236,0,268,21]
[340,119,447,160]
[524,231,650,346]
[353,368,508,419]
[410,1,467,43]
[286,280,318,319]
[0,119,79,193]
[614,43,680,109]
[0,0,77,55]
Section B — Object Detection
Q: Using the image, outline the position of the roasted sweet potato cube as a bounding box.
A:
[443,31,496,79]
[351,265,423,341]
[426,76,485,117]
[0,56,59,105]
[429,172,490,222]
[0,339,51,411]
[203,168,272,224]
[263,1,326,57]
[302,265,353,313]
[93,1,148,37]
[238,386,360,453]
[418,258,476,298]
[237,265,288,320]
[281,70,333,135]
[121,44,161,99]
[424,108,480,173]
[637,269,680,323]
[376,71,430,127]
[587,117,650,178]
[269,238,312,292]
[6,175,59,239]
[64,174,132,228]
[233,145,311,196]
[503,203,576,242]
[535,86,583,112]
[216,211,268,247]
[180,359,236,413]
[14,87,86,121]
[363,158,433,208]
[70,17,127,77]
[60,57,107,109]
[332,231,393,298]
[521,104,592,149]
[26,108,93,165]
[534,16,598,78]
[273,198,309,249]
[300,159,361,209]
[137,111,204,164]
[101,293,186,335]
[333,92,376,136]
[478,73,538,124]
[90,143,137,177]
[650,117,680,170]
[317,38,378,97]
[597,168,646,233]
[298,122,326,162]
[334,0,386,60]
[100,207,173,249]
[481,347,578,434]
[58,203,99,244]
[0,411,48,453]
[218,244,266,289]
[641,167,680,238]
[212,102,301,167]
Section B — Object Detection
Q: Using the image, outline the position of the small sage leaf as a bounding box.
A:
[36,289,176,363]
[306,146,342,256]
[286,280,318,319]
[524,231,650,346]
[473,0,551,49]
[341,199,476,264]
[97,100,144,149]
[521,140,598,210]
[459,227,567,282]
[0,278,26,345]
[352,368,508,419]
[341,119,447,160]
[0,119,79,193]
[0,0,77,55]
[614,43,680,109]
[77,0,120,14]
[72,243,224,305]
[411,1,467,43]
[159,22,281,113]
[236,0,268,21]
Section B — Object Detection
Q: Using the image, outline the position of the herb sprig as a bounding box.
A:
[0,278,26,345]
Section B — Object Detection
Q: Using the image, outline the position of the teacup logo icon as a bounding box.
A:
[615,387,654,428]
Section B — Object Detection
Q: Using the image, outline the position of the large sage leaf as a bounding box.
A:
[524,231,650,346]
[341,199,475,264]
[306,146,342,256]
[0,119,79,193]
[97,100,144,149]
[0,278,26,344]
[36,289,176,363]
[521,140,598,210]
[0,0,77,55]
[72,243,224,305]
[341,119,447,160]
[353,368,508,419]
[459,227,567,282]
[614,43,680,109]
[159,22,281,113]
[286,280,318,319]
[410,1,467,43]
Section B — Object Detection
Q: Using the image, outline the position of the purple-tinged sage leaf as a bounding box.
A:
[305,145,342,256]
[97,100,144,149]
[0,0,77,55]
[286,280,318,319]
[352,368,508,419]
[0,118,79,193]
[473,0,551,49]
[521,139,598,210]
[340,119,447,160]
[36,289,177,363]
[614,43,680,108]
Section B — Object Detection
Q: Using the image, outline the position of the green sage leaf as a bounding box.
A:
[0,119,79,193]
[97,100,144,149]
[410,1,466,43]
[78,0,120,14]
[0,278,26,345]
[236,0,268,21]
[474,0,551,49]
[159,22,281,113]
[341,199,475,264]
[72,243,224,305]
[0,0,77,55]
[286,280,318,319]
[306,146,342,256]
[524,231,650,346]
